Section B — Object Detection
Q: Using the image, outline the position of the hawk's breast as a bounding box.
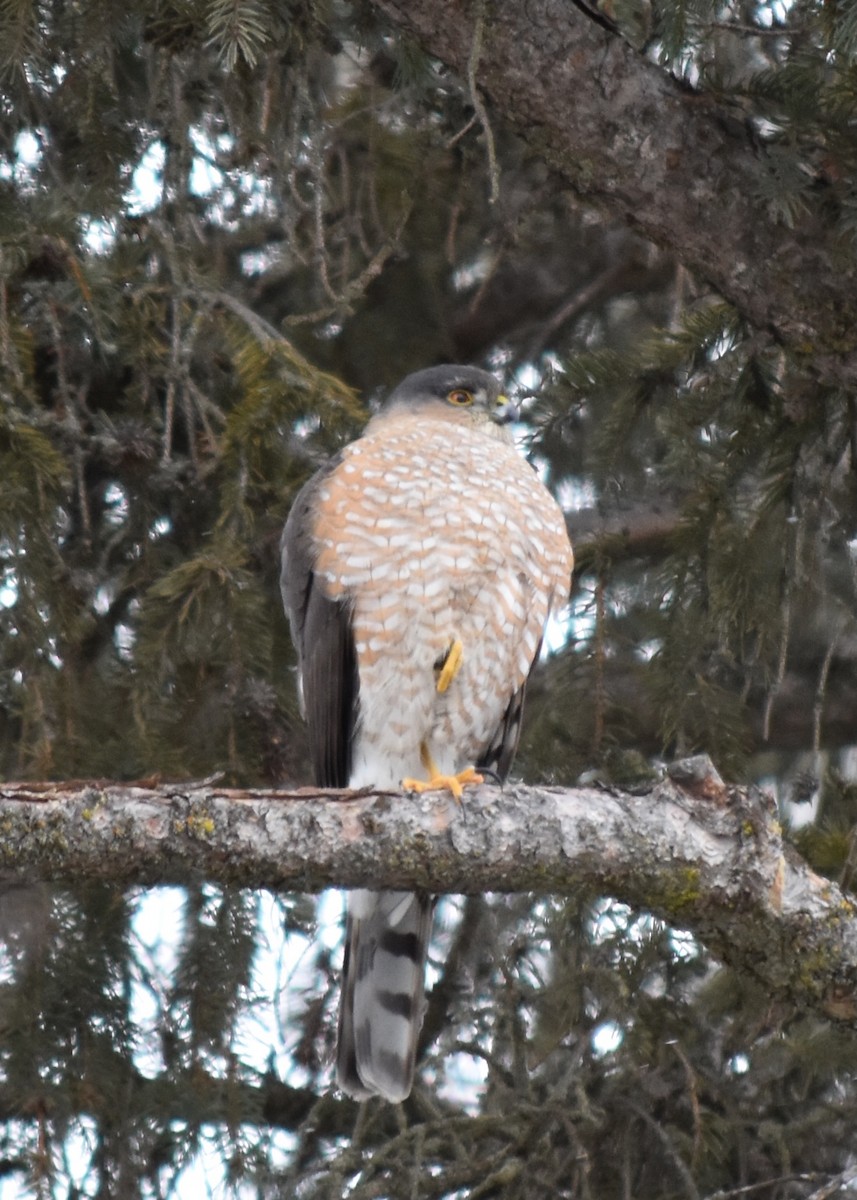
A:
[311,411,572,778]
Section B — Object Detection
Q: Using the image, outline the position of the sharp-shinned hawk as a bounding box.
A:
[281,364,573,1102]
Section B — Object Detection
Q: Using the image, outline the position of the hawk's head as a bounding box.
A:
[383,365,519,433]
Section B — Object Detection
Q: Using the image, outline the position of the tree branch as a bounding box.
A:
[371,0,857,387]
[2,759,856,1025]
[572,501,681,564]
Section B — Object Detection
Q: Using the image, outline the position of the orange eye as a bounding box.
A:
[447,389,474,406]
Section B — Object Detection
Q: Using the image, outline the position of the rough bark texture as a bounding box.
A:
[371,0,857,387]
[2,759,856,1026]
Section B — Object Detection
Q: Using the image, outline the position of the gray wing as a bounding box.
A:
[476,636,543,781]
[280,463,359,788]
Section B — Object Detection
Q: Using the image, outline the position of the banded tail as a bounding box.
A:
[337,889,433,1102]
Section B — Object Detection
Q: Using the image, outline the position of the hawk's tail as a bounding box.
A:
[336,889,433,1102]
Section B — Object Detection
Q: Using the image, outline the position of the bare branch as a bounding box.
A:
[1,758,856,1027]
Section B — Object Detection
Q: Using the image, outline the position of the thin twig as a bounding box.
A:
[467,0,500,205]
[805,1167,857,1200]
[813,623,841,757]
[671,1042,702,1171]
[625,1100,701,1200]
[763,512,802,742]
[593,566,606,754]
[446,112,479,149]
[701,20,796,37]
[704,1174,827,1200]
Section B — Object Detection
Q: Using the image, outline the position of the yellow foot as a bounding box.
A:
[403,744,483,801]
[435,638,464,694]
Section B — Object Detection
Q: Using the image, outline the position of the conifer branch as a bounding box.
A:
[2,758,856,1026]
[371,0,857,387]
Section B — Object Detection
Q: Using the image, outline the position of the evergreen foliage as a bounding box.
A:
[2,0,857,1195]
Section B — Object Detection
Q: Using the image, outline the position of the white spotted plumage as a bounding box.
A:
[312,415,569,777]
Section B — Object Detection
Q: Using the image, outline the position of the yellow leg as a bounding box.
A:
[403,742,483,801]
[436,638,464,694]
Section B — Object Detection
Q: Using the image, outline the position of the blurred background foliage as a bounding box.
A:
[3,0,857,1196]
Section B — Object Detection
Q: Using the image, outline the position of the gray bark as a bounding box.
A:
[2,758,856,1025]
[371,0,857,387]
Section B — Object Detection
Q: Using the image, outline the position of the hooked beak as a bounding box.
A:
[494,393,520,424]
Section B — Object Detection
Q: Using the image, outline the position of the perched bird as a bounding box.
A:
[281,364,573,1101]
